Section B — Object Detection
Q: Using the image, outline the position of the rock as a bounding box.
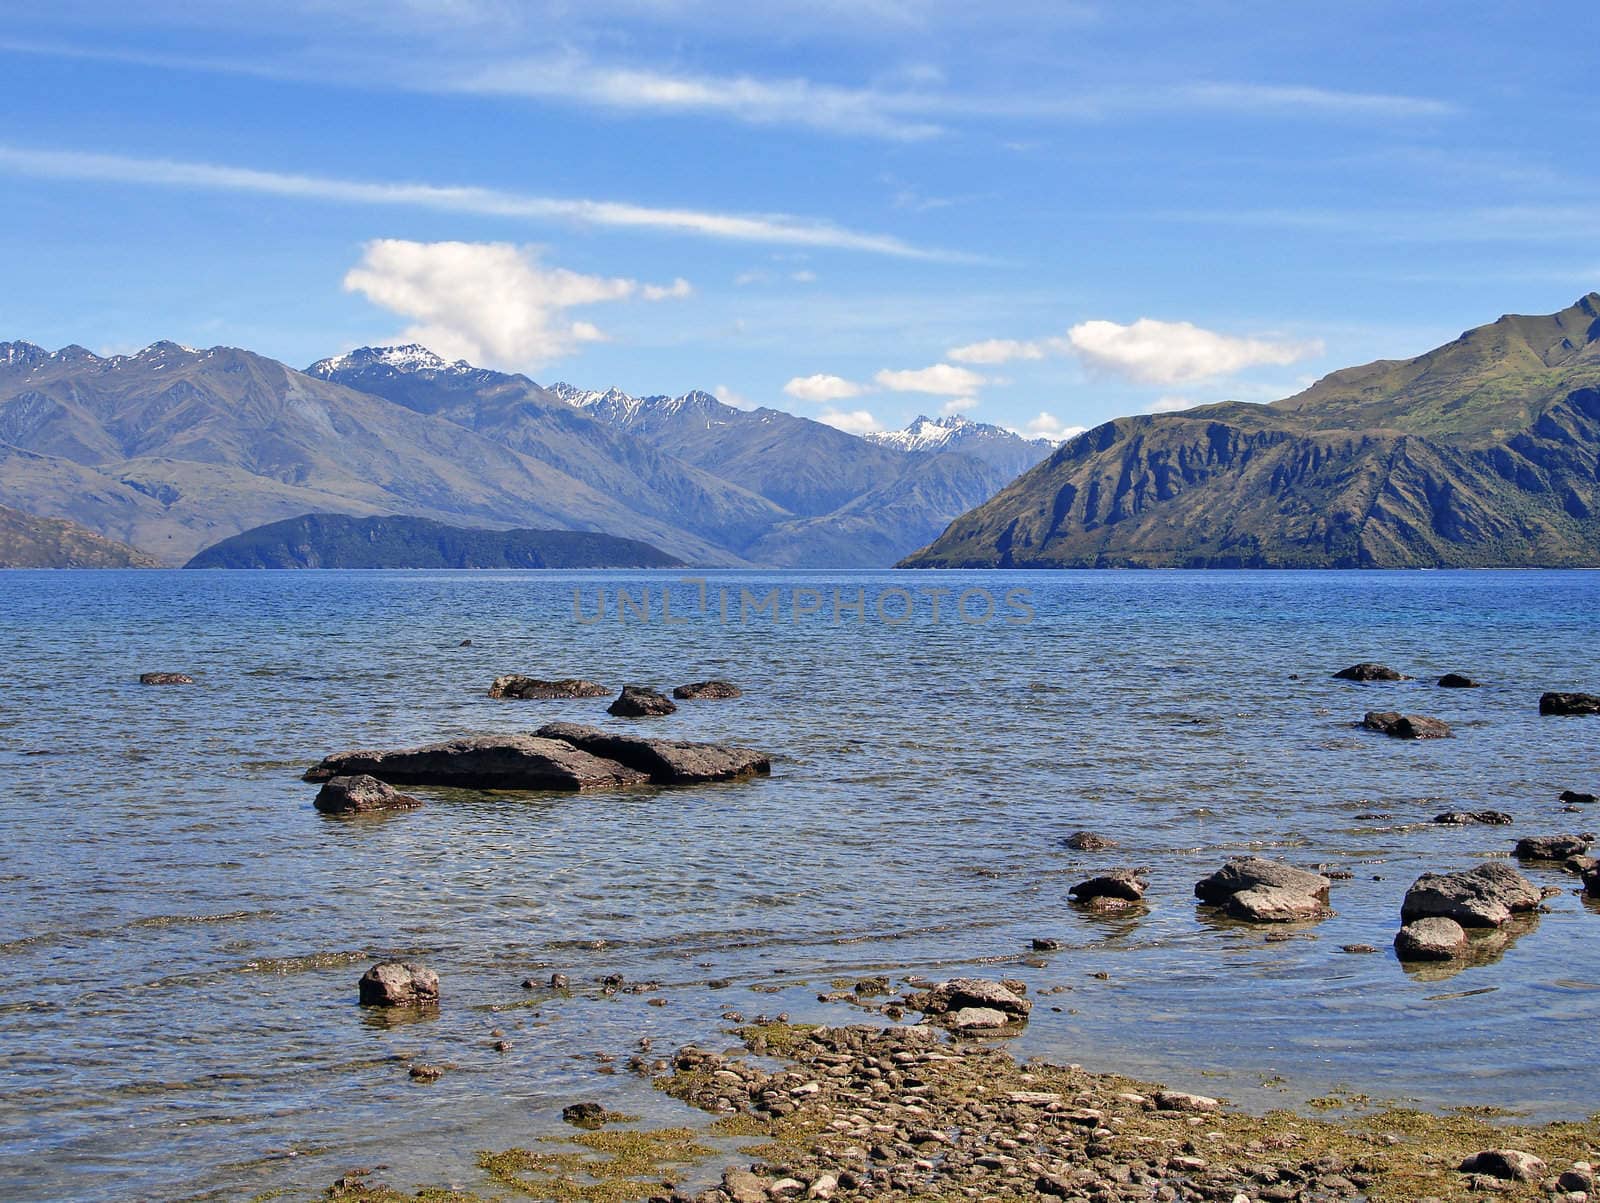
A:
[458,639,473,647]
[1541,692,1600,716]
[408,1063,445,1081]
[313,774,423,814]
[306,735,652,791]
[1437,673,1481,688]
[1030,937,1063,951]
[549,972,570,988]
[608,685,677,717]
[1154,1090,1218,1112]
[1333,662,1410,681]
[561,1102,607,1127]
[359,961,439,1007]
[671,680,741,700]
[1433,810,1513,825]
[1362,711,1453,739]
[1394,917,1469,961]
[488,675,609,699]
[1195,858,1331,923]
[139,672,193,685]
[1514,834,1591,861]
[721,1168,768,1203]
[535,723,771,784]
[1584,865,1600,898]
[946,1006,1014,1031]
[1566,854,1599,876]
[1400,862,1541,927]
[1458,1150,1547,1182]
[1068,868,1147,903]
[1560,789,1597,805]
[1559,1166,1596,1193]
[806,1173,838,1199]
[1340,943,1379,954]
[1065,831,1117,851]
[905,978,1031,1020]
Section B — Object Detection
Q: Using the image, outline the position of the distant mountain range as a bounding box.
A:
[0,502,156,568]
[904,294,1600,568]
[185,513,683,570]
[0,340,1053,567]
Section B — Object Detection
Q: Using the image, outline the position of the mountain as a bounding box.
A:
[865,414,1056,479]
[902,294,1600,569]
[0,341,739,565]
[0,502,157,568]
[185,513,682,569]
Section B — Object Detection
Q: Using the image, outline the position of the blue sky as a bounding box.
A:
[1,1,1596,439]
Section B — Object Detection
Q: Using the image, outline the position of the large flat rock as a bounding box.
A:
[304,735,652,791]
[536,723,771,784]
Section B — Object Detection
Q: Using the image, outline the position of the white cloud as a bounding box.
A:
[1067,318,1321,386]
[641,277,693,300]
[791,269,817,283]
[874,363,986,396]
[940,397,978,415]
[945,337,1054,364]
[783,373,866,403]
[342,239,688,370]
[0,143,956,259]
[1014,412,1087,443]
[713,384,757,410]
[818,407,883,434]
[1148,395,1201,414]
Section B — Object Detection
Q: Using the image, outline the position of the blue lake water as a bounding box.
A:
[0,568,1597,1202]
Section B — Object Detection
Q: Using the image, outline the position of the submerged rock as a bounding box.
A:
[313,774,422,814]
[672,680,742,700]
[905,978,1031,1021]
[561,1102,607,1127]
[1433,810,1513,826]
[1514,834,1591,861]
[535,723,770,784]
[1560,789,1597,805]
[1064,831,1118,851]
[1362,711,1452,739]
[1194,857,1331,923]
[1400,862,1540,928]
[1333,662,1410,682]
[306,735,651,791]
[359,961,439,1007]
[487,675,609,699]
[1540,691,1600,716]
[1458,1150,1547,1182]
[1437,672,1481,688]
[608,685,677,717]
[1394,916,1469,961]
[1585,865,1600,897]
[1068,868,1147,904]
[139,672,193,685]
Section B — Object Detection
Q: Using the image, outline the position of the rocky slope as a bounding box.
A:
[902,294,1600,568]
[0,502,157,567]
[184,512,683,569]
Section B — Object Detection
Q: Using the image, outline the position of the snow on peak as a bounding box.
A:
[308,344,468,377]
[866,413,976,452]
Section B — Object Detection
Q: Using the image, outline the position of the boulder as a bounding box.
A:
[488,675,609,700]
[1585,865,1600,897]
[1394,917,1469,961]
[1228,886,1329,922]
[1400,862,1540,927]
[306,735,652,791]
[1433,810,1513,825]
[1540,691,1600,716]
[946,1006,1014,1032]
[1458,1150,1547,1182]
[139,672,193,685]
[1437,673,1481,688]
[1154,1091,1218,1112]
[561,1102,607,1127]
[1333,662,1410,681]
[359,961,439,1007]
[1065,831,1118,851]
[536,723,771,784]
[1069,868,1147,904]
[1559,789,1597,806]
[608,685,677,717]
[1362,711,1452,739]
[314,774,422,814]
[1194,858,1331,923]
[1514,834,1591,861]
[672,680,742,700]
[905,978,1031,1020]
[1564,854,1598,876]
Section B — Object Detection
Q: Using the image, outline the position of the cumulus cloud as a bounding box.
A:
[641,277,693,300]
[783,373,866,403]
[874,363,986,396]
[946,337,1056,364]
[1014,411,1087,442]
[1148,395,1202,413]
[940,397,978,415]
[343,239,689,370]
[1066,318,1320,386]
[818,407,883,434]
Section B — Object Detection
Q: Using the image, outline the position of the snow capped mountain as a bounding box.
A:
[307,344,470,378]
[867,413,1056,455]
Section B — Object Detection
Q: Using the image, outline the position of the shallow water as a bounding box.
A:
[0,568,1597,1201]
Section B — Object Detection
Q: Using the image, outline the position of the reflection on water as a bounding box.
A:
[0,568,1597,1201]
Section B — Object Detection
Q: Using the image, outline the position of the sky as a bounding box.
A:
[0,1,1596,440]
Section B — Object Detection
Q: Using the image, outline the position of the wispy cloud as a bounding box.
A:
[0,143,956,259]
